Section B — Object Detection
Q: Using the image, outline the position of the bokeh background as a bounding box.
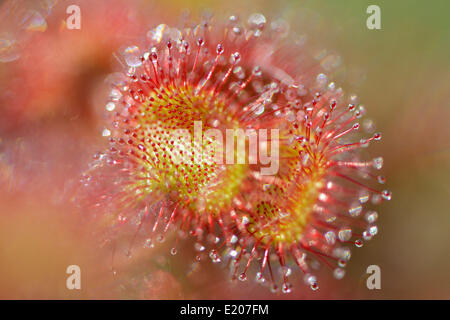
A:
[0,0,448,299]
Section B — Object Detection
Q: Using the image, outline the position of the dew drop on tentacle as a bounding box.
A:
[123,46,143,68]
[333,268,345,280]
